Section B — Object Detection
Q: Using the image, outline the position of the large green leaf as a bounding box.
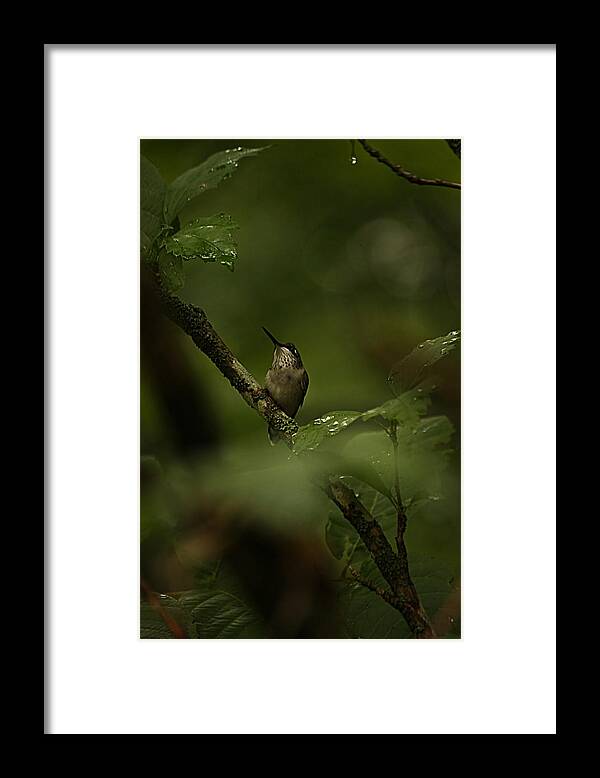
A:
[140,155,166,260]
[397,414,455,453]
[163,146,267,225]
[341,424,453,526]
[361,379,435,424]
[292,385,445,454]
[325,509,354,560]
[337,582,412,638]
[190,590,264,638]
[388,330,460,395]
[158,564,264,639]
[163,214,239,270]
[298,448,393,501]
[293,411,364,453]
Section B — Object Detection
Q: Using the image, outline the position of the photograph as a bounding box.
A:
[140,138,462,639]
[47,43,555,735]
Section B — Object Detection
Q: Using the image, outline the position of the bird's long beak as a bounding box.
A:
[262,327,283,347]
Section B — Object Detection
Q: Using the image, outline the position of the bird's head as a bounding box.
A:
[263,327,304,369]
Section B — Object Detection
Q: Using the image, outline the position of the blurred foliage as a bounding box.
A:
[140,139,461,638]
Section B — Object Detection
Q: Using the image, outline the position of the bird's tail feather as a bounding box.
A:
[268,426,281,446]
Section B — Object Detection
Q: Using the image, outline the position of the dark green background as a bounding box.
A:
[140,139,460,632]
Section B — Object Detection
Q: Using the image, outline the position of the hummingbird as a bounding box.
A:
[263,327,309,444]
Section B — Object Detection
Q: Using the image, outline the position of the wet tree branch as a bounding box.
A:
[152,269,298,444]
[358,139,461,190]
[326,479,435,638]
[148,265,436,638]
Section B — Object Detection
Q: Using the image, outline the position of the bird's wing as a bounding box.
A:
[298,370,309,408]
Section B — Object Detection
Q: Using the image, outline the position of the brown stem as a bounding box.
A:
[347,565,400,607]
[388,420,408,552]
[358,139,461,190]
[387,421,435,637]
[326,478,436,638]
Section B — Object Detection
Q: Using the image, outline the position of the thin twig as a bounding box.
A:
[383,422,432,634]
[388,420,408,553]
[347,565,400,609]
[358,139,461,190]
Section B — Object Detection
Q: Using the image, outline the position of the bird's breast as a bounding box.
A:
[265,367,307,418]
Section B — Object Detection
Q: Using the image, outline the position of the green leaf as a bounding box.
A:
[337,584,409,638]
[165,564,264,638]
[299,449,392,501]
[397,415,455,453]
[361,382,434,425]
[325,510,353,560]
[341,424,454,528]
[158,251,185,292]
[388,330,460,395]
[140,596,189,639]
[334,458,393,502]
[140,155,166,260]
[163,146,268,225]
[360,486,398,538]
[293,411,363,453]
[190,590,263,638]
[337,555,458,639]
[293,381,440,454]
[163,214,239,270]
